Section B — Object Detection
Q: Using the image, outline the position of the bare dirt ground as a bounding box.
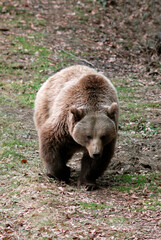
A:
[0,0,161,239]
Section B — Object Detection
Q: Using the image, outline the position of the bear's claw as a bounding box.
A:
[77,178,97,191]
[85,183,98,191]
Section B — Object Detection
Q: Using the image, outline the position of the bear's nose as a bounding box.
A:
[92,152,101,159]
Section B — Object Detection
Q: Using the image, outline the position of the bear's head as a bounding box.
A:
[68,103,118,159]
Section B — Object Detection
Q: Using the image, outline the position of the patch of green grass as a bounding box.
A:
[1,4,15,12]
[80,202,112,210]
[2,138,34,149]
[114,76,161,135]
[121,117,161,136]
[109,232,133,240]
[55,25,74,31]
[34,19,47,26]
[0,136,37,171]
[11,36,50,56]
[113,173,161,194]
[132,198,161,213]
[0,94,20,108]
[1,147,25,160]
[97,0,108,7]
[73,5,90,23]
[28,32,45,41]
[108,216,127,225]
[0,108,38,175]
[126,102,160,109]
[0,35,78,107]
[144,199,161,210]
[0,63,29,80]
[5,12,35,30]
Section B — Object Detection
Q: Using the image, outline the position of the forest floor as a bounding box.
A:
[0,0,161,239]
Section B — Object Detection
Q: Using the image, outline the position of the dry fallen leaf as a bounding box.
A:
[21,159,28,163]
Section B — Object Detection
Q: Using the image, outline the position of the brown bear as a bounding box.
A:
[34,65,119,190]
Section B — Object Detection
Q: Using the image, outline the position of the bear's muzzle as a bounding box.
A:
[87,138,103,159]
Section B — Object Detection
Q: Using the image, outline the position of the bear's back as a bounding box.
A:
[34,65,118,129]
[34,66,97,128]
[47,65,98,98]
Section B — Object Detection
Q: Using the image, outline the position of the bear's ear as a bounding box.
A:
[69,107,85,122]
[105,102,118,119]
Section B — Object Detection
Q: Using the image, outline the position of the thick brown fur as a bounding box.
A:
[34,65,119,190]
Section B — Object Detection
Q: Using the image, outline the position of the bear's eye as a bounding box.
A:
[87,136,92,140]
[101,135,106,141]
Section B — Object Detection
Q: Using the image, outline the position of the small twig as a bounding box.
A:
[59,49,95,68]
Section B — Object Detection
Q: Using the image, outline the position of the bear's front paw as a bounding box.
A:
[47,166,71,184]
[85,182,98,191]
[77,177,97,191]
